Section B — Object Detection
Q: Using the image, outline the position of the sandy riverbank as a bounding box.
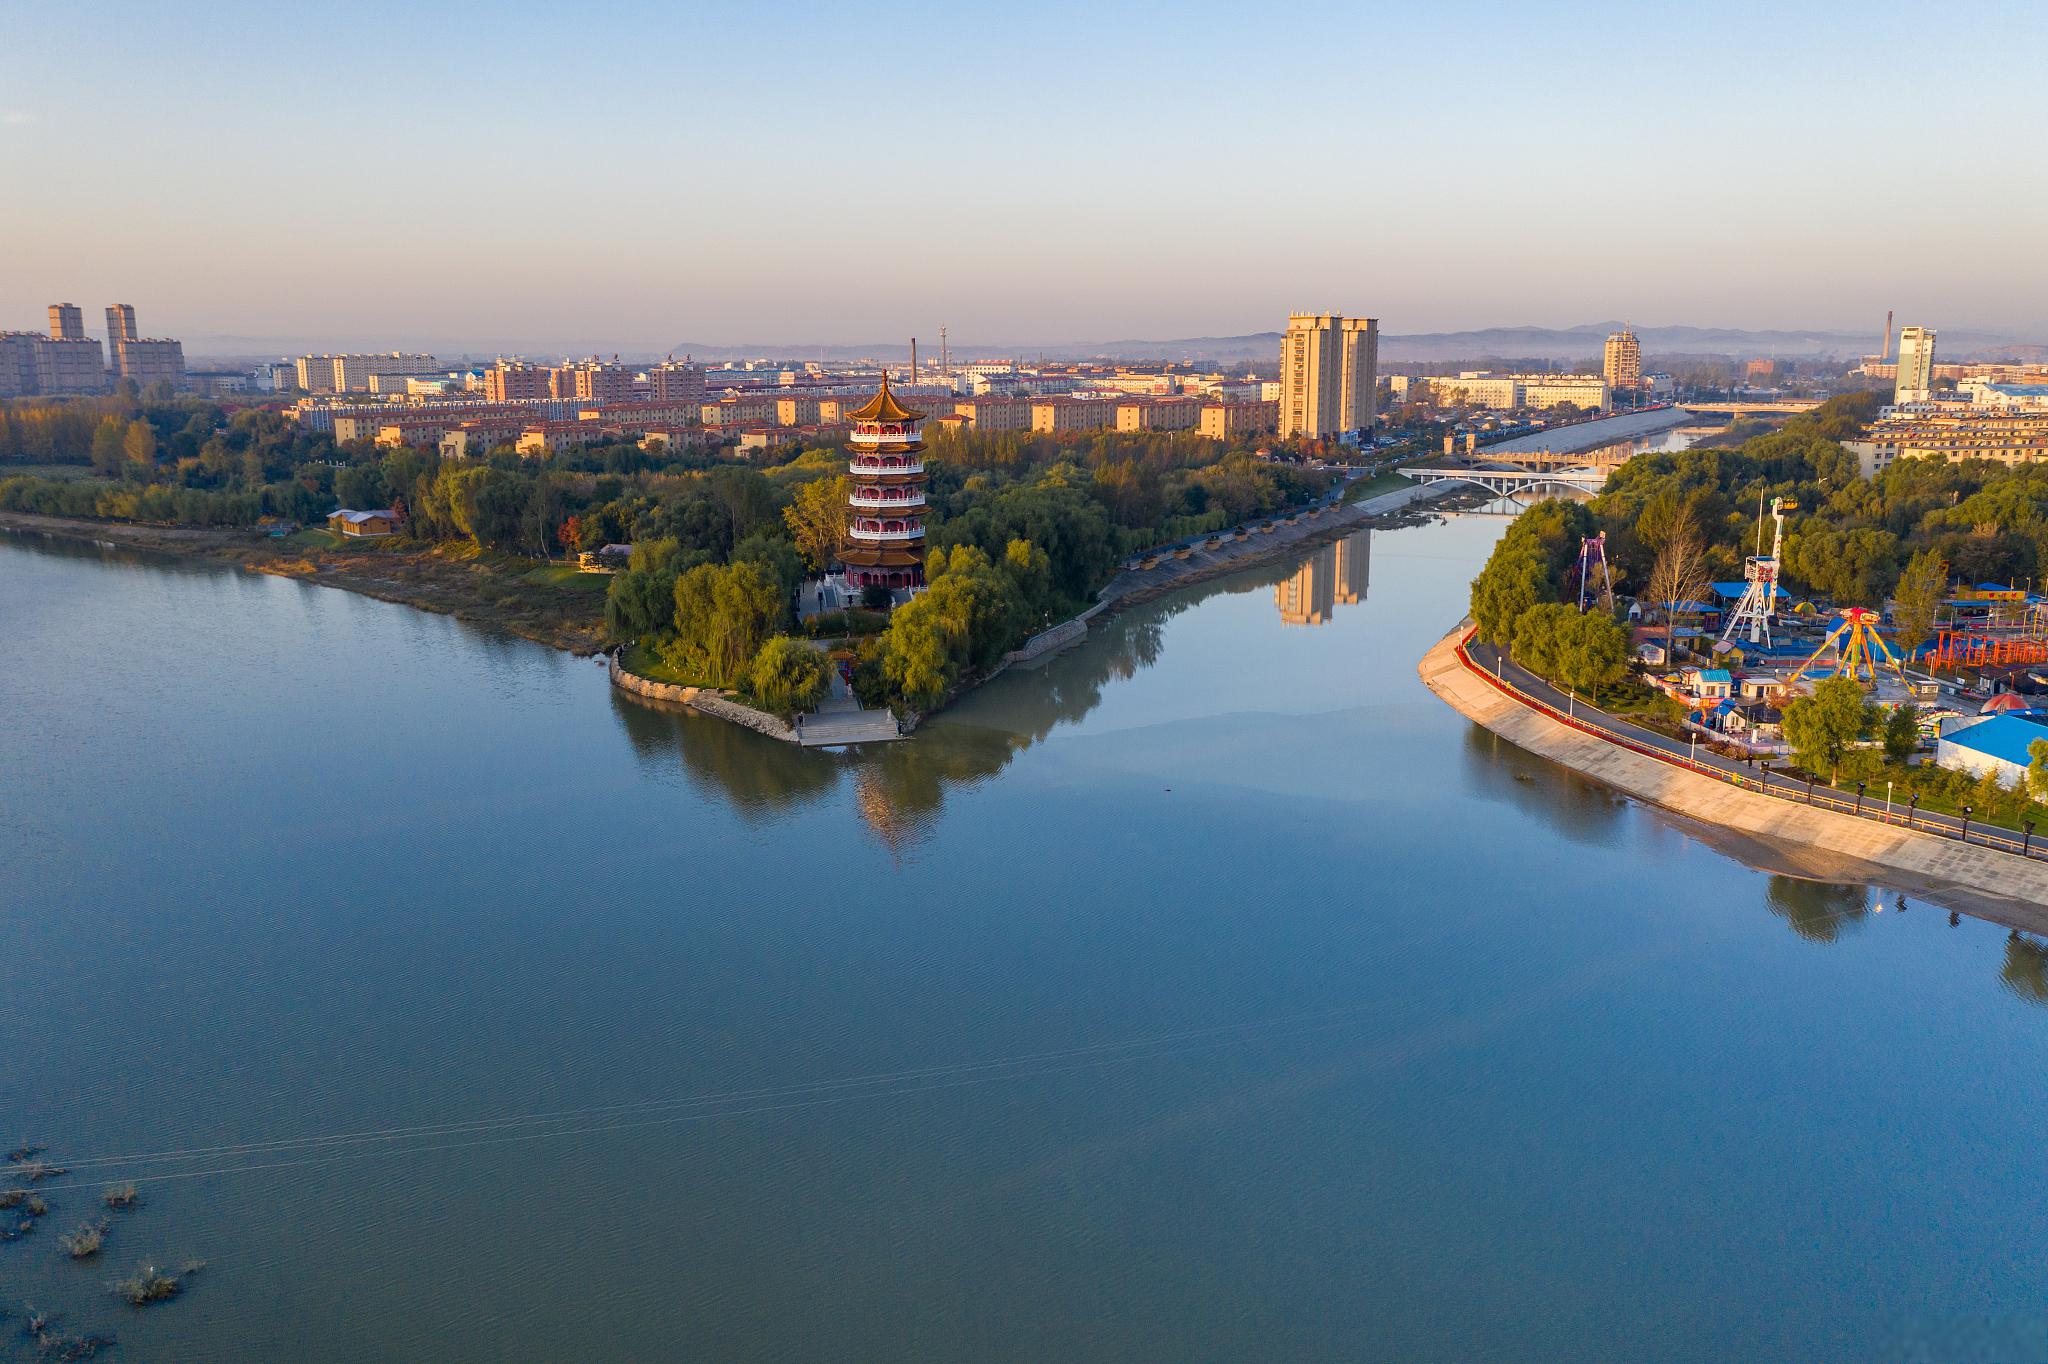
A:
[1420,623,2048,931]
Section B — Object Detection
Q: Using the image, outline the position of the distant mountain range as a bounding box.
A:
[180,321,2038,368]
[667,323,2035,366]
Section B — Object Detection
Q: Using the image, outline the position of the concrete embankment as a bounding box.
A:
[1419,624,2048,928]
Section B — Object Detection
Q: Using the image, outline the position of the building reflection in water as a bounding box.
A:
[1274,528,1370,626]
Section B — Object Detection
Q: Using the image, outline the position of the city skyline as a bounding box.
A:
[5,0,2045,349]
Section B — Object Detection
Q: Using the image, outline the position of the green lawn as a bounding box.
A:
[1343,469,1417,503]
[621,638,713,688]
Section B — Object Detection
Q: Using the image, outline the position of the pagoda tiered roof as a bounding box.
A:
[848,375,924,424]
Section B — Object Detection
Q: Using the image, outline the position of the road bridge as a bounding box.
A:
[1404,465,1607,497]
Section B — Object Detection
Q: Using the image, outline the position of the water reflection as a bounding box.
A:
[1457,724,1629,847]
[612,690,842,819]
[1274,529,1370,626]
[2000,934,2048,1006]
[607,584,1202,851]
[1763,877,1871,944]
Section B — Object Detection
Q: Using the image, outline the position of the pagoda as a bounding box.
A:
[840,374,928,594]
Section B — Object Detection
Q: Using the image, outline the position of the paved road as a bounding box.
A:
[1463,638,2022,849]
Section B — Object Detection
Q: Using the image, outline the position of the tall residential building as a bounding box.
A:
[116,338,186,390]
[105,304,136,357]
[1896,325,1937,404]
[1603,327,1641,391]
[553,360,633,403]
[1278,313,1379,439]
[295,352,442,393]
[0,327,107,396]
[47,303,84,341]
[484,360,553,402]
[648,359,705,404]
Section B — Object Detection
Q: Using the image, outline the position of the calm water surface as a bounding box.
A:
[6,505,2048,1362]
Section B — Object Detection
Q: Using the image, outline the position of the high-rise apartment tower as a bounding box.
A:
[1278,312,1378,439]
[47,304,83,341]
[1603,327,1642,391]
[1895,325,1937,404]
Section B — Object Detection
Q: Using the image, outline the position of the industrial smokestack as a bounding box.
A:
[910,337,917,382]
[1883,309,1894,361]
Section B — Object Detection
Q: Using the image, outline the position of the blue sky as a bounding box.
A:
[3,0,2043,353]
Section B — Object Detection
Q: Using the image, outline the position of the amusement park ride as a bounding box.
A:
[1574,532,1613,612]
[1789,608,1909,690]
[1721,495,1794,647]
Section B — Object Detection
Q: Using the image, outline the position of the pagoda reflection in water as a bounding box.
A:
[1274,528,1371,627]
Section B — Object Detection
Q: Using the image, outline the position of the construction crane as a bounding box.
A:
[1574,531,1613,612]
[1721,495,1795,647]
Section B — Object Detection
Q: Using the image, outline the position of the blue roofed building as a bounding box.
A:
[1935,712,2048,787]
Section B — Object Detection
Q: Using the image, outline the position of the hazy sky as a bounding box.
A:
[3,0,2043,354]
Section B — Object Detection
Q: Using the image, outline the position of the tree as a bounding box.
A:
[782,474,850,572]
[1511,602,1629,695]
[120,419,156,469]
[669,559,782,686]
[1782,676,1872,784]
[2029,739,2048,803]
[1892,548,1947,656]
[1644,528,1711,659]
[89,417,127,477]
[1470,545,1547,646]
[748,636,830,721]
[1883,703,1921,764]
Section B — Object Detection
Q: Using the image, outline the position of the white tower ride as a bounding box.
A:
[1722,496,1791,647]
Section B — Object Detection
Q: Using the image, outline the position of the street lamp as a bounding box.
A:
[1689,731,1698,766]
[1805,772,1818,805]
[2026,819,2037,858]
[1854,781,1867,817]
[1885,779,1893,824]
[1961,805,1973,844]
[1907,792,1920,829]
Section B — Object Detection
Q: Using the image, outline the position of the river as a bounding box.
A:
[6,472,2048,1361]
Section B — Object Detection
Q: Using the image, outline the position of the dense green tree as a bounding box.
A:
[668,559,782,686]
[1783,676,1872,783]
[1883,703,1922,764]
[1471,545,1547,646]
[1891,549,1947,655]
[748,635,830,720]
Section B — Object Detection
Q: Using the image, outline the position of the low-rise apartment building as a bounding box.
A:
[1030,397,1114,433]
[1198,401,1279,441]
[1846,410,2048,478]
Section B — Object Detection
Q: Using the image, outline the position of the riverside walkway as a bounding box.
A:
[1461,633,2039,855]
[1424,625,2048,920]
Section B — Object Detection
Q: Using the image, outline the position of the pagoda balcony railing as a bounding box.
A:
[849,489,926,509]
[849,523,924,543]
[851,424,920,443]
[848,456,925,475]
